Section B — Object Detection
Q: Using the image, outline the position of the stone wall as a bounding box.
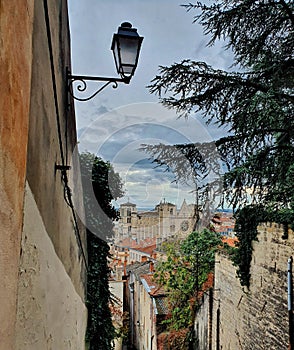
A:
[211,223,294,349]
[194,289,213,350]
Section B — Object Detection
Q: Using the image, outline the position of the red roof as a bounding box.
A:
[140,273,165,296]
[140,237,157,247]
[212,217,222,224]
[131,244,157,255]
[222,237,238,247]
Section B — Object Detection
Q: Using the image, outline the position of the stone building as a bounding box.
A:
[0,1,87,349]
[115,199,197,245]
[126,261,168,350]
[211,211,235,237]
[129,243,157,265]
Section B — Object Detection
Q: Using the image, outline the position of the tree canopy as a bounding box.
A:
[80,152,124,350]
[154,229,222,336]
[143,0,294,215]
[80,152,124,241]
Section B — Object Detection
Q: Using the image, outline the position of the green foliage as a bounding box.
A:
[80,152,124,241]
[80,152,124,350]
[181,229,222,297]
[86,237,115,350]
[185,1,293,68]
[155,229,222,331]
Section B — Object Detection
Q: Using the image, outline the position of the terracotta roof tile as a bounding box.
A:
[140,273,165,296]
[222,237,238,247]
[131,244,157,255]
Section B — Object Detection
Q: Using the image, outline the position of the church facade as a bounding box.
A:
[114,199,198,245]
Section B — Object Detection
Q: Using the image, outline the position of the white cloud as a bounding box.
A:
[74,102,223,207]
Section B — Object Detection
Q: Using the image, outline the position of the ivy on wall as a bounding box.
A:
[80,152,124,350]
[232,205,294,288]
[86,235,116,349]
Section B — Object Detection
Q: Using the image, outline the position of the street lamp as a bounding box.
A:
[67,22,143,102]
[112,22,143,79]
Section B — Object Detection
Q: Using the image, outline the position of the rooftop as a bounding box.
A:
[154,297,169,315]
[140,273,165,297]
[130,244,157,256]
[127,261,153,280]
[117,237,138,248]
[140,273,168,315]
[222,237,238,247]
[121,201,136,207]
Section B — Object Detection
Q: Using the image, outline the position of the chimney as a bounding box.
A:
[123,257,127,276]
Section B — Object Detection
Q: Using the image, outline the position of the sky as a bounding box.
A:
[68,0,233,209]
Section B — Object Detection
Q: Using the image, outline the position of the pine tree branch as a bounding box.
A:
[279,0,294,26]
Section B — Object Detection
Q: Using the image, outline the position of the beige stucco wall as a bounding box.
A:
[1,0,87,348]
[16,183,87,350]
[26,0,86,299]
[212,223,294,349]
[137,280,156,350]
[14,0,87,347]
[0,0,34,348]
[110,281,124,350]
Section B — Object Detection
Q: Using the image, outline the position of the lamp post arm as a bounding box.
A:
[66,69,131,102]
[68,74,130,84]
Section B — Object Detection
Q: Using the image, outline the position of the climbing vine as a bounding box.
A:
[86,235,116,349]
[232,205,294,288]
[232,205,266,288]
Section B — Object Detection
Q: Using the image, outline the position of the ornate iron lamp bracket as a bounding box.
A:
[66,68,130,102]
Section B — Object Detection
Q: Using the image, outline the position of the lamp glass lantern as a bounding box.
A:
[111,22,144,80]
[67,22,143,102]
